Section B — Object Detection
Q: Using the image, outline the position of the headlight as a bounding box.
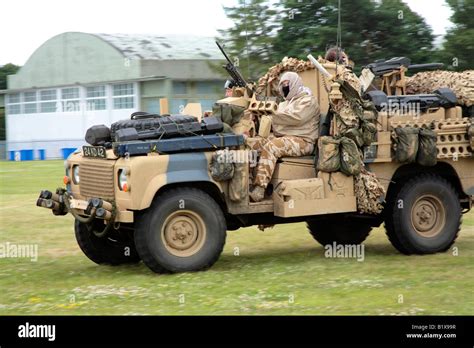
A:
[72,165,80,184]
[118,168,130,192]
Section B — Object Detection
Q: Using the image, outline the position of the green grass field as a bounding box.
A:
[0,160,473,315]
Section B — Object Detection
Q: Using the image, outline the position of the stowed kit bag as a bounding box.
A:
[210,150,248,202]
[394,127,419,163]
[343,128,364,148]
[317,136,341,173]
[354,169,386,215]
[417,128,438,167]
[340,137,363,176]
[210,150,234,182]
[361,120,377,146]
[212,103,246,127]
[229,161,249,202]
[468,124,474,149]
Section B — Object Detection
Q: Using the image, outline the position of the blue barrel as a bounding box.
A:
[37,149,46,160]
[20,149,34,161]
[8,151,17,161]
[61,148,77,159]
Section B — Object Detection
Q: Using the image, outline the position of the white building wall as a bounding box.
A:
[6,82,138,159]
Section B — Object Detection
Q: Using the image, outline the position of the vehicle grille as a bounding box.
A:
[79,159,115,200]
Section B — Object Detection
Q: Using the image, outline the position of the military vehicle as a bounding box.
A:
[37,43,474,274]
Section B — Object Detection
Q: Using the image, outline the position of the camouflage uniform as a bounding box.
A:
[247,72,319,202]
[246,135,314,188]
[333,67,363,135]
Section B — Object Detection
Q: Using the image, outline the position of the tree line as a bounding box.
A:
[217,0,474,80]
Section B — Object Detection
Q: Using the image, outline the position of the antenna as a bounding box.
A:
[336,0,342,72]
[243,0,251,79]
[337,0,342,49]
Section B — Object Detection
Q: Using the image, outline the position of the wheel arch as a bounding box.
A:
[149,181,228,213]
[386,162,469,210]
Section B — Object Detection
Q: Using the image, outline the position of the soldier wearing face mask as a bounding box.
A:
[246,71,320,202]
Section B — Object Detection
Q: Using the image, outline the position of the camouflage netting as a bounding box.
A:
[406,70,474,107]
[210,151,234,182]
[256,57,316,96]
[354,168,386,215]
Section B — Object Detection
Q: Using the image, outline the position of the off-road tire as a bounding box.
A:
[75,220,141,265]
[135,188,227,274]
[384,174,461,254]
[307,218,372,246]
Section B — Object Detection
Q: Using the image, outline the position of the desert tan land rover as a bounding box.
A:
[37,51,474,274]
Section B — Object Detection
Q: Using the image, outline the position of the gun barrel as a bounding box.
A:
[307,54,332,79]
[408,63,444,71]
[216,41,250,89]
[216,41,232,64]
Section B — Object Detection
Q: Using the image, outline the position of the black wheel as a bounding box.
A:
[135,188,227,274]
[384,174,461,254]
[75,220,141,265]
[306,217,372,246]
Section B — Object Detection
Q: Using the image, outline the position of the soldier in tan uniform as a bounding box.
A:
[324,47,363,134]
[247,72,321,202]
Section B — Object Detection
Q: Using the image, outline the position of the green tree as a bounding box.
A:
[438,0,474,70]
[217,0,280,80]
[0,63,20,90]
[370,0,435,64]
[0,64,20,141]
[273,0,435,71]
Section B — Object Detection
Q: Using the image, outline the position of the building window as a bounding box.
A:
[39,89,58,113]
[86,86,106,98]
[113,97,134,109]
[200,99,216,112]
[144,99,160,115]
[113,83,134,96]
[24,91,36,102]
[173,82,187,95]
[40,102,58,113]
[61,87,79,100]
[7,93,20,104]
[87,99,106,111]
[86,86,107,111]
[61,87,80,112]
[6,93,21,115]
[40,90,56,101]
[196,81,222,95]
[24,103,37,114]
[170,99,187,114]
[23,91,37,114]
[112,83,134,109]
[7,104,21,115]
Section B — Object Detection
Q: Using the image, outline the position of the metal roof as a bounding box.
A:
[94,33,223,60]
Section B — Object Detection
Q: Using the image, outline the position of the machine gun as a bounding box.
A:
[365,57,444,77]
[216,41,254,94]
[363,57,444,96]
